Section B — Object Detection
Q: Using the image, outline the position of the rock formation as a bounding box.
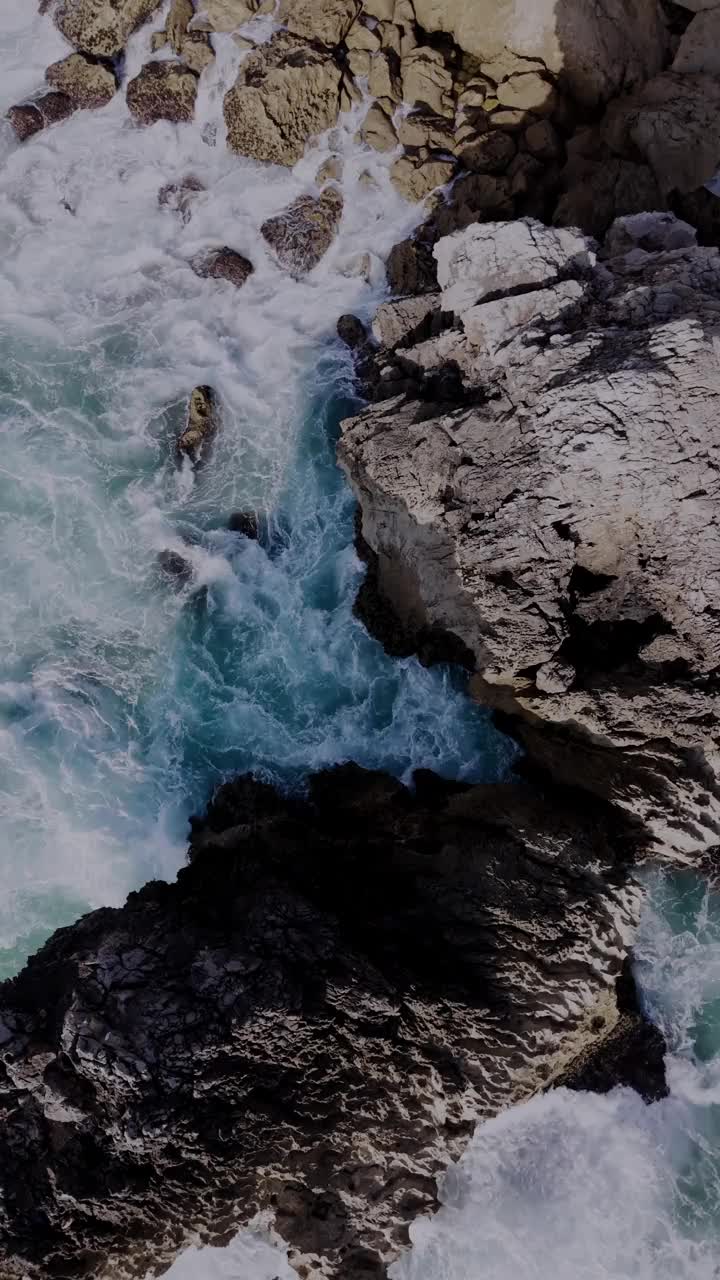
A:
[0,764,651,1280]
[54,0,162,58]
[223,33,343,166]
[45,52,118,109]
[126,60,199,125]
[7,92,74,141]
[191,247,255,287]
[339,213,720,860]
[261,188,344,275]
[177,385,218,458]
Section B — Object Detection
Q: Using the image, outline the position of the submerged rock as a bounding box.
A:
[223,32,343,166]
[177,385,217,458]
[54,0,162,58]
[127,60,199,125]
[156,548,194,585]
[339,213,720,860]
[158,174,205,222]
[261,187,343,275]
[45,52,118,108]
[228,510,259,538]
[0,763,648,1280]
[191,246,254,287]
[6,92,74,141]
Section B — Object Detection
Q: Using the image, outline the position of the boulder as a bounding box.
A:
[673,8,720,74]
[359,101,397,151]
[6,92,74,141]
[45,52,118,108]
[261,187,344,274]
[411,0,669,108]
[0,763,649,1280]
[401,45,454,116]
[390,155,455,202]
[55,0,162,58]
[190,0,256,31]
[385,236,438,294]
[126,61,199,125]
[191,247,254,287]
[177,385,217,458]
[397,111,455,151]
[278,0,361,45]
[166,0,193,49]
[223,32,343,166]
[368,49,403,101]
[423,171,514,238]
[339,214,720,858]
[460,129,515,174]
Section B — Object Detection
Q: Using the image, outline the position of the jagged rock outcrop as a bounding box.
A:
[45,52,118,108]
[261,188,344,275]
[54,0,161,58]
[126,60,199,125]
[177,385,218,458]
[339,213,720,860]
[223,32,343,166]
[411,0,670,107]
[0,764,651,1280]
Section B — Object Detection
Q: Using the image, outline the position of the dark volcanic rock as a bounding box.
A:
[156,548,193,585]
[192,246,254,288]
[228,510,259,538]
[0,764,646,1280]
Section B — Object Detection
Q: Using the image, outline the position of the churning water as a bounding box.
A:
[0,4,512,978]
[2,7,720,1280]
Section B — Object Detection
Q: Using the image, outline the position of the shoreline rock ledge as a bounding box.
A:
[339,212,720,862]
[0,766,662,1280]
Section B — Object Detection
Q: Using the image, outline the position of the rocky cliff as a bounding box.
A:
[0,765,661,1280]
[339,211,720,861]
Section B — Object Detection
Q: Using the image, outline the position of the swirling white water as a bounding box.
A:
[0,5,513,979]
[2,8,720,1280]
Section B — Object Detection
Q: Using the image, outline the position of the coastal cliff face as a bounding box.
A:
[0,766,660,1280]
[339,213,720,861]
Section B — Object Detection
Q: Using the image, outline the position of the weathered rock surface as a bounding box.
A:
[45,52,118,108]
[339,214,720,859]
[191,246,255,287]
[261,188,343,275]
[55,0,161,58]
[126,60,199,125]
[177,385,217,457]
[159,174,206,222]
[278,0,360,45]
[412,0,669,107]
[223,32,342,166]
[0,763,650,1280]
[6,92,74,141]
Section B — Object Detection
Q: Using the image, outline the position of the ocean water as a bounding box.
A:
[2,8,719,1280]
[0,5,513,978]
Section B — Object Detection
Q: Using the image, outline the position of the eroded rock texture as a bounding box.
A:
[0,766,645,1280]
[339,213,720,859]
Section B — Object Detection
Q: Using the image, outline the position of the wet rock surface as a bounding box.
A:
[339,213,720,860]
[45,52,118,108]
[0,764,648,1280]
[7,92,74,141]
[55,0,162,58]
[192,246,255,287]
[177,385,218,458]
[261,187,344,275]
[126,59,199,125]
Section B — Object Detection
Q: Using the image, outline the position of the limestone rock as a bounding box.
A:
[279,0,361,44]
[127,61,198,125]
[673,9,720,74]
[397,111,455,150]
[386,236,438,294]
[363,0,394,17]
[368,49,403,101]
[525,118,562,161]
[496,72,557,116]
[390,154,455,202]
[6,92,74,141]
[191,246,254,287]
[261,188,343,274]
[0,763,647,1280]
[411,0,669,108]
[45,52,118,108]
[359,101,397,151]
[401,45,454,116]
[372,293,439,347]
[345,20,381,52]
[177,385,217,457]
[339,214,720,858]
[223,32,342,166]
[191,0,255,31]
[55,0,162,58]
[426,171,514,237]
[460,129,515,174]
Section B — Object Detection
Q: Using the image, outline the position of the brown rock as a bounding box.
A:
[126,60,198,125]
[192,247,254,287]
[223,32,342,166]
[55,0,162,59]
[45,52,118,108]
[390,154,455,202]
[401,45,454,116]
[460,129,515,174]
[177,385,217,458]
[359,102,397,152]
[278,0,361,44]
[7,92,74,141]
[261,188,344,274]
[386,236,438,294]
